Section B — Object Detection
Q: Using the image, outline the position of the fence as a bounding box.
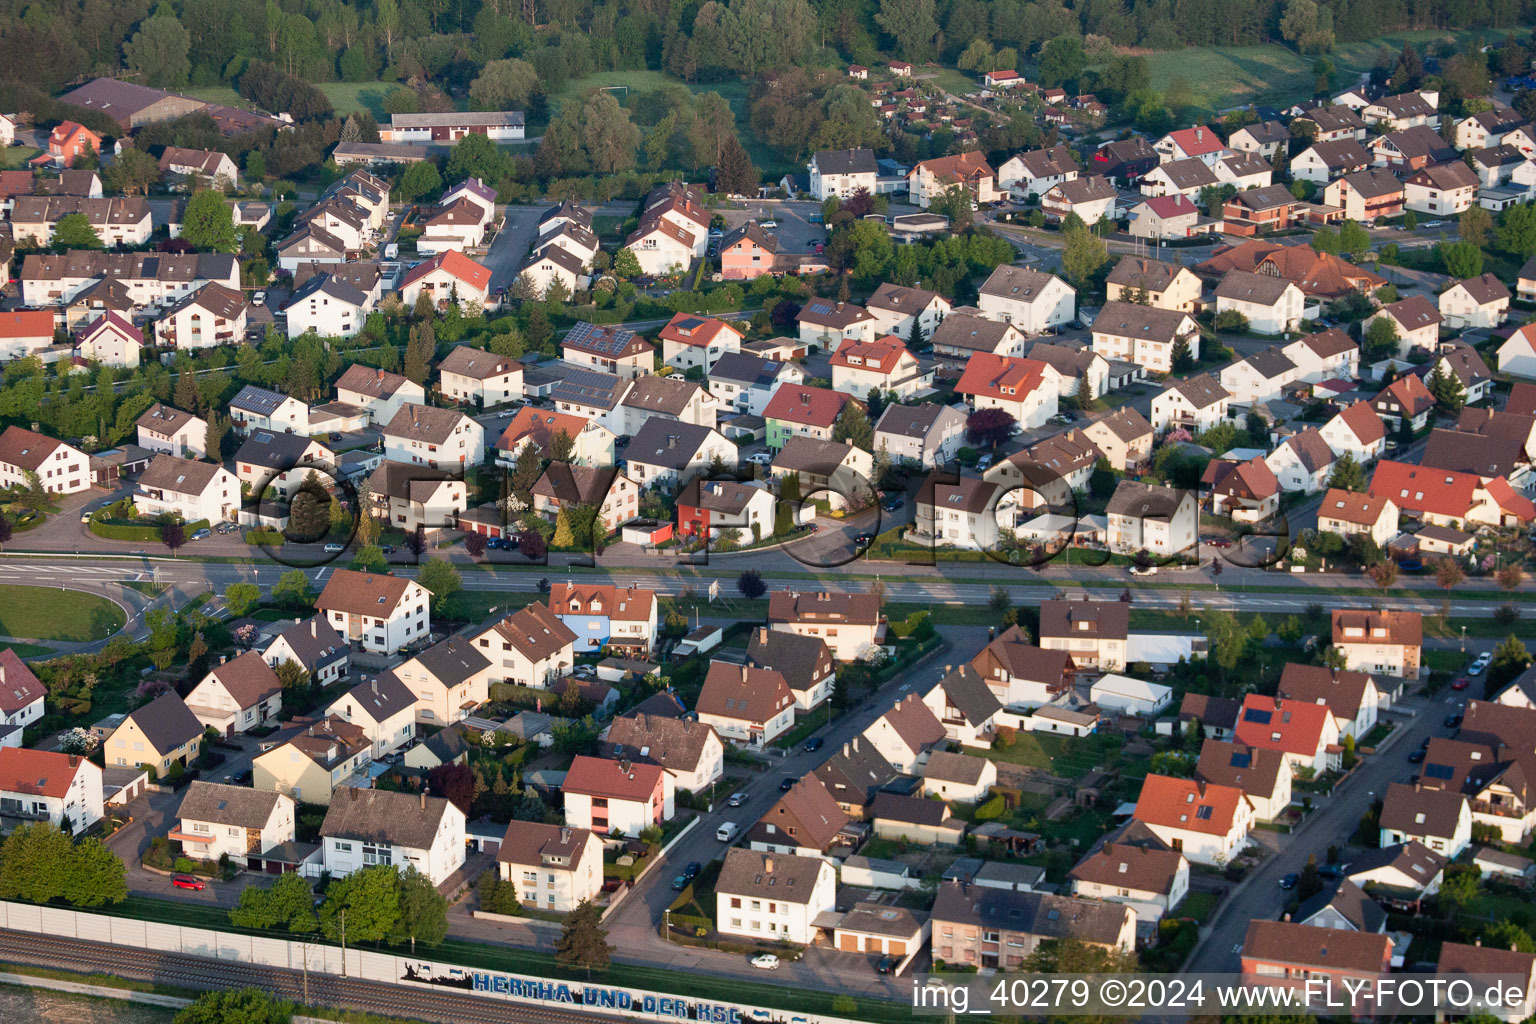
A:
[0,900,873,1024]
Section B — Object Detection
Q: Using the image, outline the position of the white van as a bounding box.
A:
[384,243,399,259]
[716,822,739,842]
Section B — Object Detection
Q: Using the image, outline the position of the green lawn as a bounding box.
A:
[1139,29,1504,116]
[183,81,409,120]
[0,642,53,658]
[1,146,40,169]
[0,587,124,642]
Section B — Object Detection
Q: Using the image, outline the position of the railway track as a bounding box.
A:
[0,930,636,1024]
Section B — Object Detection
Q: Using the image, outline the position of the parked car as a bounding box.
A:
[728,791,747,807]
[672,874,690,890]
[876,955,898,974]
[1318,864,1344,880]
[1278,873,1299,890]
[1408,748,1426,763]
[189,528,211,541]
[882,497,905,512]
[172,874,206,891]
[1129,564,1157,576]
[1452,677,1469,690]
[1469,652,1492,675]
[1203,537,1233,549]
[854,532,875,546]
[751,954,780,970]
[716,822,739,842]
[779,777,796,791]
[760,220,778,229]
[804,736,824,752]
[745,452,773,465]
[251,291,266,306]
[683,861,701,880]
[1445,713,1463,728]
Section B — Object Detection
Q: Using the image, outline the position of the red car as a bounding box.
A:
[1452,677,1470,690]
[172,874,206,890]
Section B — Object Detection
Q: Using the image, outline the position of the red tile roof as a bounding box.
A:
[0,310,55,340]
[399,250,491,292]
[955,352,1049,404]
[657,312,741,349]
[1134,773,1247,835]
[563,754,664,802]
[1165,126,1227,156]
[1332,402,1386,446]
[764,384,851,427]
[1234,695,1331,757]
[829,336,912,376]
[0,748,88,799]
[1142,194,1198,218]
[1369,460,1483,519]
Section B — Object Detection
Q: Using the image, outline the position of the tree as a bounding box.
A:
[104,148,161,196]
[222,583,261,619]
[0,823,73,904]
[161,521,186,555]
[397,161,442,203]
[1489,634,1532,687]
[966,408,1018,449]
[124,13,193,89]
[1367,560,1399,591]
[1327,451,1366,492]
[1487,920,1536,953]
[1037,35,1088,89]
[53,213,102,249]
[1459,205,1493,249]
[1170,335,1194,373]
[1364,314,1399,358]
[271,568,313,609]
[1438,241,1485,279]
[1061,221,1108,289]
[716,135,760,197]
[1496,563,1525,592]
[551,429,576,463]
[174,988,293,1024]
[1496,203,1536,259]
[389,866,448,953]
[274,659,310,691]
[351,544,387,574]
[510,441,543,505]
[539,91,641,176]
[1427,362,1467,413]
[228,872,316,933]
[874,0,939,63]
[319,864,400,945]
[181,190,238,253]
[1337,220,1371,258]
[1436,867,1479,915]
[478,870,522,915]
[832,402,873,450]
[613,248,642,280]
[1434,556,1466,590]
[418,557,462,610]
[737,569,766,600]
[470,58,540,110]
[555,898,614,972]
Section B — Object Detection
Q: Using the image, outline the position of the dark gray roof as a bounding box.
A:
[812,737,899,806]
[338,671,415,725]
[813,148,878,175]
[230,385,293,416]
[234,429,325,470]
[268,615,348,674]
[177,781,283,828]
[716,847,826,904]
[709,351,788,389]
[320,788,457,849]
[747,627,833,696]
[626,419,718,471]
[286,271,367,309]
[1296,878,1387,933]
[125,692,203,755]
[929,665,1003,726]
[411,636,491,688]
[930,881,1131,946]
[1106,479,1190,518]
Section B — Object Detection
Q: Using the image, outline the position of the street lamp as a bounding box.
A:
[1460,625,1466,653]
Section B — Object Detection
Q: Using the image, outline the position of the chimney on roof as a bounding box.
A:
[852,736,859,752]
[764,856,773,873]
[668,435,677,449]
[1282,913,1290,922]
[371,679,378,695]
[349,786,358,802]
[1103,842,1112,855]
[68,754,79,769]
[1475,937,1482,946]
[218,655,226,665]
[561,827,571,843]
[310,620,317,638]
[420,789,426,811]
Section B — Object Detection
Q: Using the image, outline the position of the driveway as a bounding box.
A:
[483,206,545,293]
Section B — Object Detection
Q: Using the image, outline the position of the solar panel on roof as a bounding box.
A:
[1243,708,1272,724]
[565,321,639,356]
[1424,763,1454,780]
[1229,751,1251,768]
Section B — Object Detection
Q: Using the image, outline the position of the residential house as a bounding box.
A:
[873,402,966,467]
[1214,270,1304,335]
[602,713,723,795]
[811,737,899,817]
[1039,599,1129,673]
[1315,488,1399,548]
[1497,322,1536,378]
[327,673,416,757]
[1265,427,1337,494]
[471,603,578,688]
[1241,920,1391,995]
[0,425,89,495]
[657,313,742,373]
[1155,125,1231,165]
[235,430,333,501]
[228,385,308,435]
[1203,457,1279,523]
[747,628,836,713]
[1041,175,1117,225]
[1139,157,1219,199]
[907,151,998,208]
[366,462,467,536]
[1149,374,1230,435]
[717,223,788,281]
[1090,302,1200,375]
[320,788,466,885]
[622,216,697,276]
[954,352,1060,430]
[1105,257,1202,312]
[1440,273,1511,329]
[1091,136,1159,183]
[796,299,877,348]
[624,419,733,490]
[830,336,933,400]
[930,882,1135,968]
[921,750,998,804]
[976,266,1074,333]
[1363,91,1439,131]
[173,782,293,868]
[334,364,425,426]
[382,403,484,469]
[1366,295,1442,357]
[74,312,142,368]
[133,454,237,524]
[398,250,492,312]
[0,309,56,361]
[1296,877,1388,933]
[1320,402,1388,463]
[1229,120,1290,158]
[1082,407,1154,473]
[276,224,346,271]
[1195,739,1292,821]
[393,636,490,726]
[763,384,852,451]
[697,661,797,749]
[715,848,836,945]
[437,346,522,408]
[1438,943,1536,1023]
[184,651,284,736]
[921,665,1004,748]
[0,650,45,746]
[1320,167,1405,221]
[1378,781,1471,857]
[496,822,604,913]
[862,694,945,772]
[1331,609,1422,678]
[155,283,248,351]
[998,145,1080,198]
[1125,194,1202,239]
[865,282,951,340]
[1344,841,1445,906]
[1370,459,1535,528]
[1372,125,1456,171]
[107,692,202,774]
[808,148,878,200]
[561,321,654,380]
[1105,479,1197,554]
[675,477,776,544]
[971,625,1074,708]
[1222,183,1303,235]
[562,754,673,835]
[9,195,151,247]
[1221,346,1300,405]
[929,312,1027,369]
[250,715,370,806]
[530,465,639,538]
[0,748,103,833]
[1433,342,1496,404]
[1455,106,1528,149]
[1069,836,1190,926]
[1234,694,1340,775]
[517,245,585,298]
[1404,161,1480,214]
[706,352,805,417]
[1370,374,1436,432]
[417,179,497,254]
[768,590,885,663]
[1132,773,1254,865]
[548,583,656,656]
[315,569,431,655]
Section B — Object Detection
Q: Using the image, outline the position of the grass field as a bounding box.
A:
[0,146,39,169]
[0,642,53,658]
[0,586,124,643]
[1140,28,1506,115]
[184,81,410,120]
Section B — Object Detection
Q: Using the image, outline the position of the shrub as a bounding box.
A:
[975,794,1005,821]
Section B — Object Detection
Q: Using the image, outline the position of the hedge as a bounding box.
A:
[90,516,211,542]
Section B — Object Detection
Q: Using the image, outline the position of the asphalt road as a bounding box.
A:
[1186,683,1468,971]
